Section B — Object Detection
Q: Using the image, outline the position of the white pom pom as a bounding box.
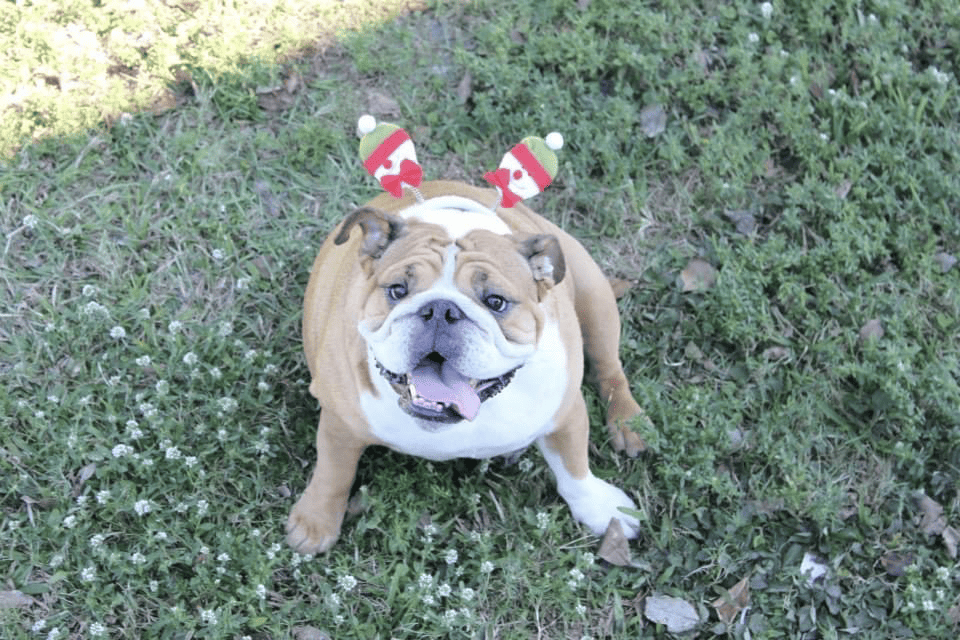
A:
[357,114,377,136]
[545,132,563,151]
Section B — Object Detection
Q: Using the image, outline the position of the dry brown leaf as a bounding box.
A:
[644,594,700,633]
[0,590,35,609]
[880,551,914,577]
[723,209,757,235]
[858,318,884,343]
[834,179,853,200]
[608,277,635,299]
[942,526,959,559]
[711,576,750,625]
[456,71,473,104]
[680,258,717,292]
[291,626,332,640]
[915,492,947,536]
[598,517,632,567]
[367,91,401,116]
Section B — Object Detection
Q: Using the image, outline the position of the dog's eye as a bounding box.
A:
[483,294,508,313]
[386,283,408,301]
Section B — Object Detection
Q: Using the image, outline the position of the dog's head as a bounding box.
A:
[336,203,565,426]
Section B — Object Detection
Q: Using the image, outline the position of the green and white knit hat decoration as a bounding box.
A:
[357,114,423,200]
[484,132,563,208]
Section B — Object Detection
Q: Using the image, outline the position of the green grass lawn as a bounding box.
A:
[2,0,959,637]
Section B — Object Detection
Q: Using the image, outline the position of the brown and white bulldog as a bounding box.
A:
[287,180,648,554]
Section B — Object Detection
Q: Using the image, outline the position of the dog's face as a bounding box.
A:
[336,207,565,427]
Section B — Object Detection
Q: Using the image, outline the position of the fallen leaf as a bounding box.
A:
[598,518,632,567]
[915,492,947,536]
[880,551,914,577]
[800,552,829,584]
[257,89,296,112]
[0,590,35,609]
[608,277,635,299]
[942,525,959,559]
[456,71,473,104]
[711,576,751,625]
[639,103,667,138]
[723,209,757,235]
[680,258,717,292]
[644,594,700,633]
[761,346,791,360]
[72,462,97,496]
[858,319,884,343]
[291,626,332,640]
[934,252,957,273]
[367,91,400,116]
[834,179,852,200]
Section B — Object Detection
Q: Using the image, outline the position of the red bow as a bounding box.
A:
[483,168,523,208]
[379,159,423,198]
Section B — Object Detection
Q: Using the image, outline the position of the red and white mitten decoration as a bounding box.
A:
[357,115,423,199]
[484,132,563,208]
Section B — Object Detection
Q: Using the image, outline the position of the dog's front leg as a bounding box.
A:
[287,411,365,554]
[537,398,640,538]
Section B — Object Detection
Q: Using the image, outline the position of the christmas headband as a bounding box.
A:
[357,114,563,210]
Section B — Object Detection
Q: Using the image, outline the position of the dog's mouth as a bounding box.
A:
[377,352,518,424]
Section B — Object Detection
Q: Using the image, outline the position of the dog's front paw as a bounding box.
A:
[564,477,640,539]
[286,498,344,554]
[606,395,651,457]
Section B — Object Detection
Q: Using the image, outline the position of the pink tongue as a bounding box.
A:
[410,361,481,421]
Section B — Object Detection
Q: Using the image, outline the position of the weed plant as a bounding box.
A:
[2,0,959,638]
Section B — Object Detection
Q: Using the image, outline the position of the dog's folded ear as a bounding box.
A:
[518,234,565,296]
[335,207,406,259]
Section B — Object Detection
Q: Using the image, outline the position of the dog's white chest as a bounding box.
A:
[360,322,568,460]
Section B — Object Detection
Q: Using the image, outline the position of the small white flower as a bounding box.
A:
[480,560,494,574]
[49,554,64,568]
[256,584,267,599]
[253,440,269,454]
[576,603,587,616]
[217,397,238,413]
[165,446,181,460]
[518,457,534,472]
[337,574,358,591]
[819,132,829,141]
[184,456,198,467]
[23,214,38,229]
[62,514,77,529]
[217,321,233,337]
[138,402,157,418]
[212,249,225,261]
[210,367,222,380]
[445,549,458,565]
[136,355,152,367]
[760,2,773,19]
[923,598,935,611]
[236,277,251,291]
[182,352,198,366]
[217,552,230,563]
[32,618,46,632]
[443,609,458,625]
[112,444,133,458]
[422,594,435,606]
[131,552,147,565]
[536,511,550,530]
[168,320,183,334]
[936,566,951,582]
[149,580,159,593]
[747,32,759,43]
[327,593,341,609]
[90,534,105,549]
[134,499,151,516]
[200,608,218,625]
[244,349,258,361]
[437,583,452,598]
[459,587,475,602]
[155,379,169,396]
[47,628,62,640]
[264,363,278,375]
[155,531,168,541]
[418,573,434,589]
[196,499,209,515]
[110,326,126,339]
[89,622,106,637]
[96,489,110,504]
[82,301,109,317]
[257,380,270,391]
[80,566,97,582]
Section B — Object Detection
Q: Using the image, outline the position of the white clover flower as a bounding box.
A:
[23,214,38,229]
[182,352,198,366]
[923,599,935,611]
[149,580,159,593]
[138,402,157,418]
[80,566,97,582]
[217,552,230,563]
[437,583,452,598]
[196,499,209,515]
[184,456,198,467]
[32,619,46,632]
[459,587,475,602]
[168,320,183,334]
[518,457,534,473]
[62,514,77,529]
[155,380,169,396]
[83,301,109,317]
[480,560,494,574]
[212,249,225,261]
[337,574,358,591]
[264,363,278,375]
[936,566,951,581]
[536,511,550,530]
[576,603,587,616]
[75,495,88,506]
[112,444,133,458]
[110,326,126,339]
[747,32,759,43]
[257,381,270,391]
[254,441,269,455]
[929,66,951,85]
[136,355,152,367]
[443,609,458,625]
[137,307,150,320]
[96,489,110,505]
[418,573,434,589]
[200,609,218,625]
[760,2,773,19]
[217,397,238,413]
[210,367,222,380]
[256,584,267,599]
[89,534,105,549]
[236,277,251,291]
[422,594,435,606]
[445,549,458,565]
[131,552,147,565]
[327,593,341,608]
[134,499,152,515]
[47,627,62,640]
[244,349,258,361]
[49,554,64,569]
[165,446,181,460]
[89,622,106,637]
[217,321,233,337]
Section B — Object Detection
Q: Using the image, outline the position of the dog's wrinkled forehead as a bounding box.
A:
[398,196,511,239]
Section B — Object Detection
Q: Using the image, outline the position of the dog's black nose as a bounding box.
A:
[418,299,465,325]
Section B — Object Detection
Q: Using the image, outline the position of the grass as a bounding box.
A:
[2,0,959,637]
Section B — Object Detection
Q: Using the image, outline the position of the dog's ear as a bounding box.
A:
[335,207,406,259]
[518,234,566,298]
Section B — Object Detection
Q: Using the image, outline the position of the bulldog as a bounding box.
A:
[287,180,648,553]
